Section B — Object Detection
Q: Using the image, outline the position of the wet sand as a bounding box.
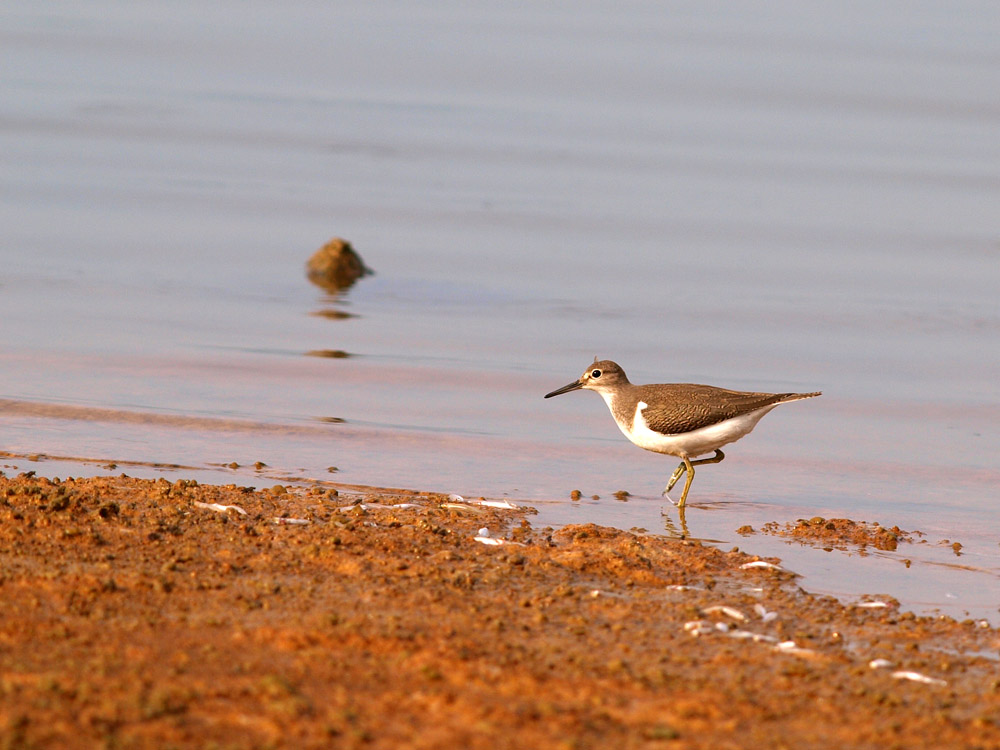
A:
[1,472,998,749]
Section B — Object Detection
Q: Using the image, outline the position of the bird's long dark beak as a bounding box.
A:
[544,379,584,398]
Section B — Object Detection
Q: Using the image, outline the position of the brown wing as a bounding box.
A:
[639,384,800,435]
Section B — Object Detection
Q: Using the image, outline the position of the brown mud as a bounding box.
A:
[745,517,919,552]
[1,473,998,749]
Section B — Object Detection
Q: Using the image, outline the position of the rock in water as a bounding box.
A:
[306,237,371,291]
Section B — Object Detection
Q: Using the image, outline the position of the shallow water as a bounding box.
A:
[2,2,998,620]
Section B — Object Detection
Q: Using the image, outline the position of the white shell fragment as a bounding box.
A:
[856,601,889,609]
[443,495,518,511]
[740,560,783,571]
[476,498,518,509]
[336,502,419,512]
[704,605,748,621]
[472,527,524,547]
[273,518,310,525]
[754,603,779,622]
[685,619,779,644]
[892,670,947,686]
[683,620,715,636]
[868,658,895,669]
[774,640,817,658]
[666,584,694,591]
[194,501,248,516]
[474,527,504,545]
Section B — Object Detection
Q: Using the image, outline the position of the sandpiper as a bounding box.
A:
[544,359,820,507]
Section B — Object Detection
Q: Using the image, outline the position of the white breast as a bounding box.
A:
[621,399,781,458]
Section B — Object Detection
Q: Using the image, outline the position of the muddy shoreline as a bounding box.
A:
[1,472,998,748]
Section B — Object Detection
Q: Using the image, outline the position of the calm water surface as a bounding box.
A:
[2,2,998,620]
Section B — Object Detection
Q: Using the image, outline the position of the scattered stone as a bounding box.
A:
[306,237,371,291]
[757,517,916,551]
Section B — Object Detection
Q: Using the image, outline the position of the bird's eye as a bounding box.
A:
[590,369,602,378]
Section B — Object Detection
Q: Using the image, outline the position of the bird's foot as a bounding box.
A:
[665,462,686,493]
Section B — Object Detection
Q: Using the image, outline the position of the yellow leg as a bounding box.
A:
[663,450,725,507]
[691,449,725,469]
[676,457,695,507]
